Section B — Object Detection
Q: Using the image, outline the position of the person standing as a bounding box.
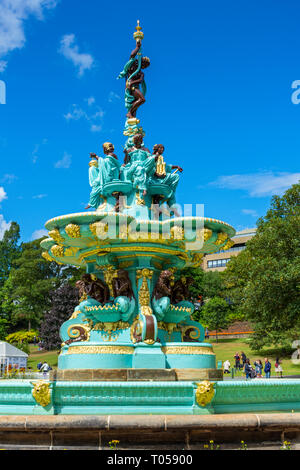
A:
[234,352,241,370]
[264,358,271,378]
[254,359,263,378]
[241,351,247,368]
[275,358,283,378]
[244,358,252,380]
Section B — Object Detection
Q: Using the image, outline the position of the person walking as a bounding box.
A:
[40,361,50,378]
[254,359,263,378]
[223,359,231,374]
[241,351,247,367]
[264,358,271,378]
[205,328,209,340]
[275,358,283,378]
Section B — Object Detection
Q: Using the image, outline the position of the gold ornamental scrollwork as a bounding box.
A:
[195,380,215,407]
[136,268,153,315]
[31,381,51,408]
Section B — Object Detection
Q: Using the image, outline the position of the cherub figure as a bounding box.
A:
[112,269,134,299]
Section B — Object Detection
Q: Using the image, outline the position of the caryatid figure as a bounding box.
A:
[151,144,183,207]
[85,143,120,209]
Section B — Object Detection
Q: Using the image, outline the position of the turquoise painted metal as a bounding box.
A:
[1,379,300,415]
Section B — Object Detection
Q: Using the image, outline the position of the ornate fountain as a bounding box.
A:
[40,22,235,381]
[1,24,300,420]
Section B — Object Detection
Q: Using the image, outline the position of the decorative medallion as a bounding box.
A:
[195,380,215,407]
[31,381,51,407]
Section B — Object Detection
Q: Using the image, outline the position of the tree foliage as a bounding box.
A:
[223,182,300,349]
[200,296,231,342]
[39,283,79,350]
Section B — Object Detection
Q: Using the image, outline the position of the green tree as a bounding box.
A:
[200,296,231,342]
[0,222,21,289]
[223,182,300,349]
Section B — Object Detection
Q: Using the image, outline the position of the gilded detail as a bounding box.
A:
[42,251,54,262]
[66,345,134,354]
[51,244,64,258]
[195,380,215,407]
[136,268,153,312]
[48,228,64,244]
[65,223,81,238]
[31,381,51,407]
[215,232,228,246]
[161,346,214,355]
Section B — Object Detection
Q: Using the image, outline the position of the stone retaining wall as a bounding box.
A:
[0,414,299,449]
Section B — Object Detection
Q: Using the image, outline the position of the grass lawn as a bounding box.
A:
[207,337,300,377]
[26,338,300,376]
[27,345,59,370]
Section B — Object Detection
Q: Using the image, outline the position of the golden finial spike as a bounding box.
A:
[134,20,144,41]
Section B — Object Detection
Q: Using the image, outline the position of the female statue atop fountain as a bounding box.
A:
[117,36,150,119]
[85,143,120,209]
[120,133,156,197]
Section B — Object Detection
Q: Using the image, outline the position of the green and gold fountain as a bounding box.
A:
[40,21,235,378]
[1,23,300,417]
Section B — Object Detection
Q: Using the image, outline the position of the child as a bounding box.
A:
[275,358,283,378]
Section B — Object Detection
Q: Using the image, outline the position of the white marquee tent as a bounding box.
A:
[0,341,28,373]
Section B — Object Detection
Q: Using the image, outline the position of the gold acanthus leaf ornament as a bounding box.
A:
[42,251,54,262]
[215,232,228,246]
[195,380,215,407]
[48,228,64,244]
[51,244,64,258]
[65,223,81,238]
[222,239,234,251]
[31,381,51,407]
[170,226,184,240]
[89,221,108,238]
[196,228,213,242]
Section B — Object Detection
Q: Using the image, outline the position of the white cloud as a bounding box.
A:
[1,174,17,183]
[64,101,104,133]
[59,34,94,77]
[31,228,48,240]
[32,138,48,163]
[0,60,7,72]
[86,96,95,106]
[210,171,300,197]
[0,214,11,240]
[0,186,7,202]
[242,209,258,217]
[32,193,47,199]
[54,151,72,169]
[0,0,58,71]
[90,124,101,132]
[108,91,120,102]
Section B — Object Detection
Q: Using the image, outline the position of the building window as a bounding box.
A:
[207,259,230,268]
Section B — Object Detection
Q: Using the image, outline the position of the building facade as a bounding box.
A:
[202,228,257,272]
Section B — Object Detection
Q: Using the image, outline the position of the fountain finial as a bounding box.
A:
[133,20,144,42]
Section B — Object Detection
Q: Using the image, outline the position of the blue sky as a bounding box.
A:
[0,0,300,241]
